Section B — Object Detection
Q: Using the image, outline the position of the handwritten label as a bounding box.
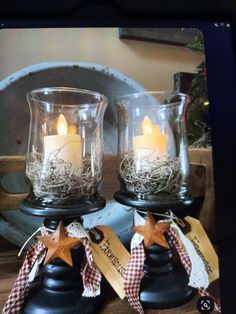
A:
[89,226,130,299]
[185,216,219,283]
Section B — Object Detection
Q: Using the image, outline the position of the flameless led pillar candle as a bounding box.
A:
[133,116,167,170]
[43,114,82,171]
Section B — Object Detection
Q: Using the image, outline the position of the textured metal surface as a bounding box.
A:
[0,61,145,157]
[0,62,145,246]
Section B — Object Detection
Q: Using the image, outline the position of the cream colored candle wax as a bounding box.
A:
[133,116,167,170]
[43,114,82,171]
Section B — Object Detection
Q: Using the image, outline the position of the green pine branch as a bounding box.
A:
[186,34,209,145]
[187,36,205,56]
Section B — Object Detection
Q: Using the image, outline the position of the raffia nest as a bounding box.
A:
[26,154,102,200]
[119,154,182,195]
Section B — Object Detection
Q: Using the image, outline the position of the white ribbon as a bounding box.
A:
[171,222,209,289]
[133,210,209,289]
[131,210,145,250]
[29,253,46,282]
[66,221,89,239]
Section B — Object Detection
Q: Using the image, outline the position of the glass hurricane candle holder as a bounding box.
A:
[25,87,108,208]
[115,91,190,204]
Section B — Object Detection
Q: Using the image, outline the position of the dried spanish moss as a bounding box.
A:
[119,154,182,195]
[26,153,102,201]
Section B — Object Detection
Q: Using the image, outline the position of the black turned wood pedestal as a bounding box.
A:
[140,243,194,309]
[19,197,106,314]
[114,190,195,309]
[24,248,105,314]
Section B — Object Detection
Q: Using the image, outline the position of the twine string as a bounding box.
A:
[18,227,42,257]
[18,224,59,257]
[136,209,185,228]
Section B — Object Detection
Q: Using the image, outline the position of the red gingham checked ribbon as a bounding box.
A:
[80,238,101,297]
[2,235,47,314]
[168,227,221,313]
[124,241,145,314]
[3,224,101,313]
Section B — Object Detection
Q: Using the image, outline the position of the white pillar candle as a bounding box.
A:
[133,116,167,170]
[43,114,82,171]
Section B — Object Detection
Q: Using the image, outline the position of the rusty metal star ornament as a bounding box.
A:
[38,221,81,267]
[133,211,170,249]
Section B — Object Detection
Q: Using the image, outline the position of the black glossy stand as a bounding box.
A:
[19,196,106,314]
[114,190,195,309]
[140,243,194,309]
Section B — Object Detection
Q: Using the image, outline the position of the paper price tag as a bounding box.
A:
[185,216,219,283]
[89,226,130,299]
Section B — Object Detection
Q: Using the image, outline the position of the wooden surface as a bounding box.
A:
[0,251,23,311]
[0,250,220,314]
[0,156,27,211]
[188,148,215,242]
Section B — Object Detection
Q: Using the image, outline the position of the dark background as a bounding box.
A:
[0,0,233,20]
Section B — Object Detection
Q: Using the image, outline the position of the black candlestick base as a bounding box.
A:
[19,196,106,314]
[140,243,195,309]
[114,190,192,216]
[20,195,106,218]
[114,190,195,309]
[24,256,105,314]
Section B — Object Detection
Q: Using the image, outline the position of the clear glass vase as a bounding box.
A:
[115,91,190,203]
[25,87,108,207]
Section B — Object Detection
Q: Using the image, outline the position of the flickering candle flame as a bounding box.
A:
[57,114,68,135]
[142,116,153,135]
[44,113,82,171]
[142,116,162,135]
